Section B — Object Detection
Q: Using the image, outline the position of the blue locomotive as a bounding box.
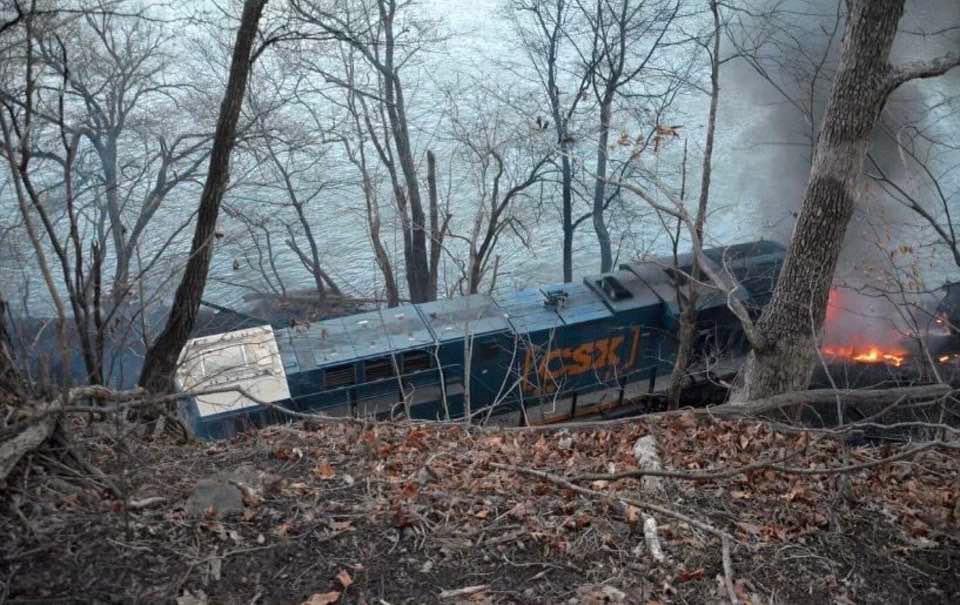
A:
[175,240,786,439]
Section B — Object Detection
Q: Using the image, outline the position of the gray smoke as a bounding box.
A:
[727,0,960,285]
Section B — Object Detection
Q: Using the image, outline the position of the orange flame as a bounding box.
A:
[822,345,906,367]
[821,288,909,367]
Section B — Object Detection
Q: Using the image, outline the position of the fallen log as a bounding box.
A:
[1,415,54,482]
[695,383,954,419]
[498,383,955,432]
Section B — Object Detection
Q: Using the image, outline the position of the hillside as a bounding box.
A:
[2,412,958,604]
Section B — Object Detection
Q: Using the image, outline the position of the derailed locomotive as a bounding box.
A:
[175,240,787,439]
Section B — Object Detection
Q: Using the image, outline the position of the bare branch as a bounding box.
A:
[887,51,960,91]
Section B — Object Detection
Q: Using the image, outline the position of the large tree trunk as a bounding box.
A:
[731,0,906,401]
[137,0,266,394]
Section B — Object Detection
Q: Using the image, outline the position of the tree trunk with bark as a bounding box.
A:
[137,0,266,394]
[732,0,947,401]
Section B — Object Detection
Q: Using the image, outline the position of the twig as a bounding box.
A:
[439,585,488,600]
[722,536,737,605]
[127,496,167,510]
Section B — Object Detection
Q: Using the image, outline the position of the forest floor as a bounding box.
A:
[2,413,959,604]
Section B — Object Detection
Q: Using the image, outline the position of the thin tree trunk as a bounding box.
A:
[427,149,442,298]
[0,294,25,401]
[561,151,574,282]
[592,95,614,273]
[138,0,266,394]
[378,1,431,302]
[667,0,720,409]
[732,0,907,401]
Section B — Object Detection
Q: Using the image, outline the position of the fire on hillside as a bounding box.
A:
[820,288,911,368]
[819,288,960,370]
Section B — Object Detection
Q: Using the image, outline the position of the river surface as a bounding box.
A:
[196,0,773,310]
[2,0,958,318]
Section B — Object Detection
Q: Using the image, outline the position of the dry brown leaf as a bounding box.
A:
[336,568,353,589]
[313,463,336,480]
[301,592,340,605]
[675,567,705,583]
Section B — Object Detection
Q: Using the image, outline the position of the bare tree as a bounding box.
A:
[506,0,595,282]
[289,0,446,302]
[577,0,683,272]
[732,0,960,401]
[443,86,553,294]
[138,0,267,394]
[0,1,105,384]
[242,79,343,298]
[24,9,210,308]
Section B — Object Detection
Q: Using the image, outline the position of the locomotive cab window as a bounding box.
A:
[365,357,396,381]
[402,350,432,373]
[324,363,356,388]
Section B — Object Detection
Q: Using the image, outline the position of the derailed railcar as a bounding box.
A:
[175,240,787,438]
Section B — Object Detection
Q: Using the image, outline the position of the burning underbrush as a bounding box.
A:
[2,410,958,604]
[818,288,950,372]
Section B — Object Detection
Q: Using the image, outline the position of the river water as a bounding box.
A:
[2,0,957,318]
[196,0,773,310]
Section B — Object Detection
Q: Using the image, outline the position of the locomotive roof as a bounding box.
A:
[277,305,434,370]
[619,260,681,314]
[583,268,666,313]
[495,287,565,334]
[416,294,512,342]
[273,239,783,373]
[547,281,614,324]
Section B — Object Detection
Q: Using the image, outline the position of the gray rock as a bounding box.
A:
[185,478,244,516]
[184,464,268,516]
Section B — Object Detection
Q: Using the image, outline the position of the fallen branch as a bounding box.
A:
[573,445,808,483]
[722,536,737,605]
[438,585,488,600]
[491,461,732,541]
[497,384,954,433]
[0,416,53,482]
[572,440,955,483]
[695,384,953,419]
[127,496,167,510]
